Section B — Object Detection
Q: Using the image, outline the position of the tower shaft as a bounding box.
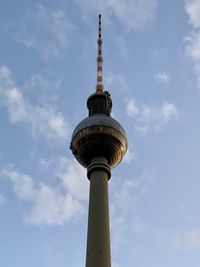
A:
[86,157,111,267]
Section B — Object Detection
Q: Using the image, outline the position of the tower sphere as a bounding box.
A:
[70,112,127,169]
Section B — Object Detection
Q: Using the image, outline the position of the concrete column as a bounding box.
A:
[86,157,111,267]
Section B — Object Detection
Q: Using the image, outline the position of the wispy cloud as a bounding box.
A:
[116,36,129,58]
[1,158,87,226]
[154,71,170,83]
[0,66,69,143]
[110,172,151,248]
[184,0,200,89]
[105,72,129,92]
[0,194,5,204]
[24,74,62,104]
[15,4,75,59]
[40,156,88,202]
[110,178,139,246]
[185,0,200,29]
[75,0,158,30]
[126,98,179,133]
[123,148,137,163]
[174,229,200,250]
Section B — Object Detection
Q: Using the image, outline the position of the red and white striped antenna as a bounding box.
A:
[96,14,104,93]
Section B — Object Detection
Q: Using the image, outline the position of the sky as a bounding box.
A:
[0,0,200,266]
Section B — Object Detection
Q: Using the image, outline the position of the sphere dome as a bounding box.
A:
[70,115,127,168]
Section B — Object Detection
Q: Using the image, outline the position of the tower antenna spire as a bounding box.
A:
[96,14,104,93]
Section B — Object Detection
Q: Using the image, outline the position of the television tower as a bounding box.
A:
[70,15,128,267]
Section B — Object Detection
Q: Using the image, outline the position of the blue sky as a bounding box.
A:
[0,0,200,266]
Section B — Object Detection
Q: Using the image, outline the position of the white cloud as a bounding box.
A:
[185,0,200,28]
[75,0,158,30]
[185,0,200,89]
[109,0,158,30]
[40,156,88,201]
[57,158,88,201]
[110,179,137,246]
[1,158,87,226]
[134,125,148,134]
[110,175,147,247]
[27,186,83,226]
[126,98,178,133]
[15,4,75,59]
[123,148,137,163]
[126,98,139,116]
[174,229,200,250]
[0,66,69,143]
[106,72,128,92]
[111,179,139,215]
[154,71,170,83]
[24,74,62,104]
[110,172,154,248]
[116,36,129,57]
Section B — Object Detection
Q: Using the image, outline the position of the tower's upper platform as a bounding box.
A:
[87,91,112,116]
